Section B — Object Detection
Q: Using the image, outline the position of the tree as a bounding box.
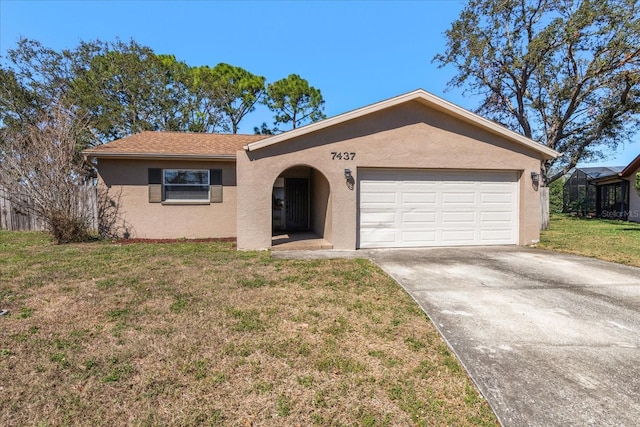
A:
[0,100,98,242]
[434,0,640,183]
[0,38,70,137]
[265,74,326,129]
[185,65,228,133]
[548,177,565,214]
[253,122,280,135]
[199,63,265,134]
[69,40,199,141]
[1,38,230,147]
[0,67,40,132]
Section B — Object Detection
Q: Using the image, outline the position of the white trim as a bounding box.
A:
[245,89,559,159]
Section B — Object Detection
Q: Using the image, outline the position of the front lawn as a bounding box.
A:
[0,231,496,426]
[539,215,640,267]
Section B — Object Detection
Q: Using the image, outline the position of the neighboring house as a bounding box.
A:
[83,89,559,250]
[623,155,640,223]
[590,154,640,222]
[563,167,624,216]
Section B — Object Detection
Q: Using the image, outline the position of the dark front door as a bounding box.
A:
[285,178,309,230]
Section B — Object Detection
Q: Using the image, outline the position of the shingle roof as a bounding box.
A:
[83,131,269,159]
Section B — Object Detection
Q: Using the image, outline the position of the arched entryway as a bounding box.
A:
[271,165,332,249]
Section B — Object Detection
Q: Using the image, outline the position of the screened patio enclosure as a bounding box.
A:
[563,167,624,216]
[595,180,630,220]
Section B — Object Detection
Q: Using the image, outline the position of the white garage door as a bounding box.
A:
[359,169,519,248]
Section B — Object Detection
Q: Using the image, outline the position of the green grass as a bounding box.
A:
[539,214,640,267]
[0,230,497,426]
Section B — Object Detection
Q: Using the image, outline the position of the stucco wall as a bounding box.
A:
[237,101,546,250]
[98,159,237,238]
[626,168,640,223]
[311,169,332,239]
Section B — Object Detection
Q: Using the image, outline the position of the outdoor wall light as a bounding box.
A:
[344,168,352,180]
[531,171,540,192]
[531,171,540,183]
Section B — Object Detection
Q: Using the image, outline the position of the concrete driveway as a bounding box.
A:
[368,246,640,427]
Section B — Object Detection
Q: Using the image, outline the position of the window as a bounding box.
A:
[163,169,209,201]
[147,168,222,204]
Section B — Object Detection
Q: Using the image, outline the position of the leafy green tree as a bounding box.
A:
[2,37,323,145]
[434,0,640,183]
[0,66,39,131]
[69,40,197,141]
[253,122,280,135]
[265,74,326,129]
[186,65,228,133]
[548,177,565,214]
[198,63,265,134]
[154,54,201,132]
[1,38,231,146]
[0,38,70,135]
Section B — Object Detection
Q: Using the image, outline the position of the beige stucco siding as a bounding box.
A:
[98,159,237,238]
[237,102,546,250]
[311,168,332,241]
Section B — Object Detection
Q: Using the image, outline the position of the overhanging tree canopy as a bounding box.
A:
[434,0,640,183]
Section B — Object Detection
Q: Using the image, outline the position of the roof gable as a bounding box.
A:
[83,131,268,160]
[245,89,559,160]
[620,154,640,177]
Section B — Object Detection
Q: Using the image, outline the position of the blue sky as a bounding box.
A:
[1,0,637,167]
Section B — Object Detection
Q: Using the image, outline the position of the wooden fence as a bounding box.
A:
[0,186,98,232]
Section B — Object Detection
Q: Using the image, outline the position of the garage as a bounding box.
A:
[359,169,519,248]
[235,89,558,250]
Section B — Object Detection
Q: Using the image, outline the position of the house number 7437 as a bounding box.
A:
[331,152,356,160]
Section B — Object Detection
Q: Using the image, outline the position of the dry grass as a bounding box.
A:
[0,231,497,426]
[539,215,640,267]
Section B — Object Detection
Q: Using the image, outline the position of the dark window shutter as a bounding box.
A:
[210,169,222,203]
[148,168,162,203]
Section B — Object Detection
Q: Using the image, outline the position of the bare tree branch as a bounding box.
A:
[435,0,640,183]
[0,99,97,242]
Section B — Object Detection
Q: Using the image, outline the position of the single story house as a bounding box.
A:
[589,154,640,222]
[83,89,559,250]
